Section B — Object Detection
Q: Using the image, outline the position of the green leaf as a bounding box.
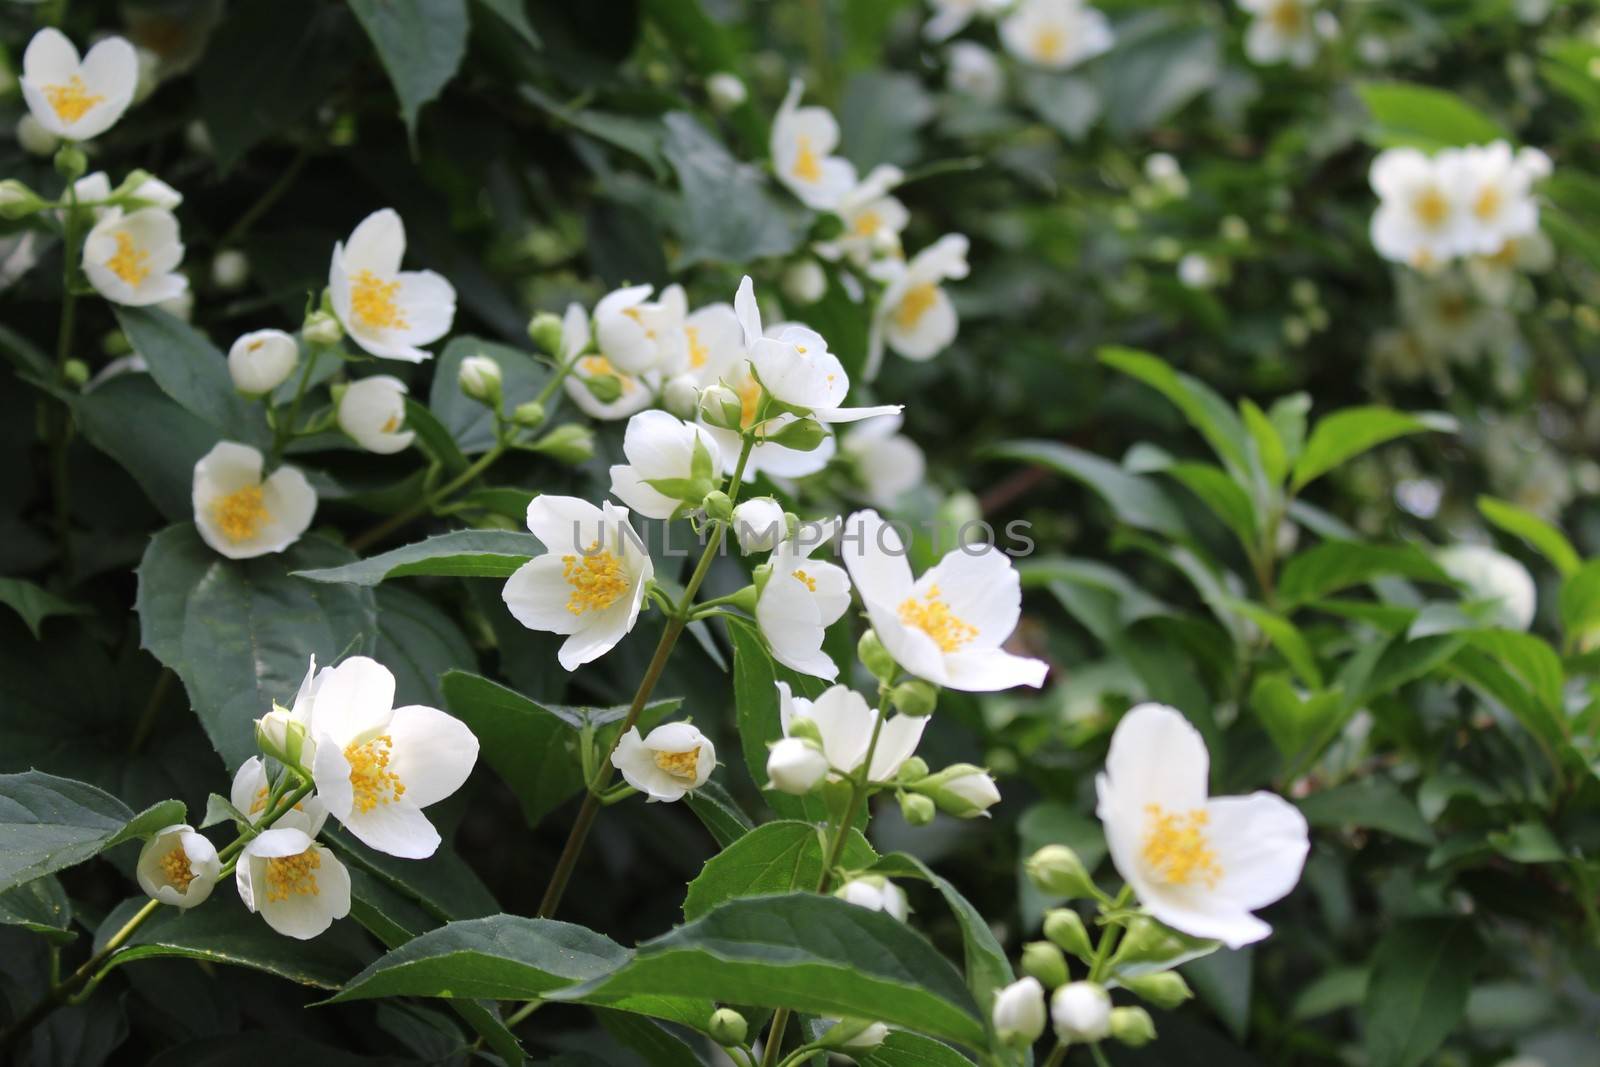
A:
[115,307,270,448]
[0,875,73,943]
[1364,919,1485,1067]
[1298,780,1435,846]
[1228,601,1322,687]
[1559,559,1600,639]
[598,1010,706,1067]
[683,780,754,849]
[0,771,184,893]
[550,893,987,1049]
[856,1031,976,1067]
[1095,15,1219,136]
[1240,398,1288,487]
[430,337,554,454]
[326,826,499,923]
[1482,504,1572,572]
[348,0,469,136]
[661,112,810,269]
[1099,346,1253,480]
[74,373,222,520]
[294,529,542,586]
[136,525,379,770]
[376,586,476,708]
[1461,630,1564,714]
[1279,541,1452,609]
[985,440,1187,539]
[0,577,89,639]
[1163,462,1259,550]
[1248,674,1344,765]
[1290,407,1453,493]
[404,397,471,476]
[522,85,667,178]
[728,619,826,822]
[1357,82,1507,150]
[683,821,877,920]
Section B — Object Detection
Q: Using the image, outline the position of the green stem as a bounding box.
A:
[349,441,509,553]
[502,998,542,1031]
[1043,1045,1069,1067]
[270,343,322,466]
[1089,1042,1113,1067]
[50,180,83,578]
[1086,886,1134,983]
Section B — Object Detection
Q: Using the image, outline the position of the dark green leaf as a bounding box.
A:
[293,529,542,586]
[1298,780,1435,846]
[683,821,876,920]
[0,577,89,639]
[115,308,270,448]
[1279,541,1452,608]
[429,336,554,454]
[0,771,183,893]
[74,374,222,520]
[1291,407,1453,492]
[0,875,74,943]
[375,585,476,708]
[661,112,810,269]
[348,0,469,136]
[1364,919,1485,1067]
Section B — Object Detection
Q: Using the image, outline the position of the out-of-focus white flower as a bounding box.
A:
[735,275,849,410]
[1239,0,1320,68]
[946,41,1006,104]
[192,441,316,559]
[567,353,659,421]
[20,28,138,141]
[1397,269,1512,364]
[81,208,187,307]
[1096,703,1309,948]
[675,302,746,386]
[836,876,909,920]
[926,0,1009,41]
[1442,141,1550,257]
[1436,543,1537,631]
[1051,982,1111,1042]
[815,165,908,268]
[993,977,1048,1045]
[1466,229,1553,305]
[328,208,455,362]
[612,722,715,802]
[228,329,298,396]
[771,79,857,211]
[842,414,925,510]
[757,527,852,679]
[868,234,969,377]
[782,258,828,304]
[1177,252,1218,290]
[71,171,182,222]
[777,682,927,782]
[765,736,830,794]
[732,497,787,554]
[707,71,747,112]
[457,354,502,404]
[501,496,654,670]
[212,249,250,290]
[136,824,220,909]
[595,283,688,374]
[608,410,721,520]
[17,114,59,156]
[338,375,414,455]
[1369,148,1462,269]
[999,0,1114,71]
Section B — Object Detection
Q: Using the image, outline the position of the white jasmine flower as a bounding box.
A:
[212,249,250,290]
[228,329,299,396]
[1436,543,1537,631]
[841,414,926,508]
[758,529,852,680]
[1239,0,1320,68]
[843,509,1047,691]
[777,682,927,783]
[1369,148,1463,269]
[304,656,479,859]
[732,497,788,554]
[993,977,1048,1045]
[1442,141,1550,257]
[926,0,1004,41]
[71,170,182,221]
[999,0,1114,71]
[20,28,137,141]
[699,359,839,482]
[1096,703,1309,948]
[735,275,850,411]
[567,353,660,421]
[868,234,969,377]
[1177,252,1217,289]
[945,42,1006,104]
[608,410,721,520]
[766,736,830,794]
[192,441,316,559]
[612,722,715,802]
[329,208,455,362]
[501,496,654,670]
[236,824,350,940]
[1051,982,1111,1042]
[1397,268,1511,363]
[781,258,828,304]
[707,71,747,112]
[814,165,909,268]
[771,79,857,211]
[338,375,414,455]
[81,207,187,307]
[675,302,746,386]
[836,876,909,921]
[594,283,688,374]
[136,824,220,909]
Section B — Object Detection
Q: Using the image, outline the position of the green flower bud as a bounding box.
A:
[1110,1006,1156,1047]
[1121,971,1193,1011]
[53,144,87,182]
[1021,940,1069,989]
[303,309,343,347]
[1025,844,1095,899]
[912,763,999,818]
[890,679,938,718]
[857,629,896,681]
[785,715,824,746]
[527,311,565,354]
[61,359,90,387]
[255,706,310,771]
[818,1018,887,1051]
[895,756,929,785]
[1112,917,1200,968]
[699,383,744,430]
[898,791,936,826]
[513,400,546,428]
[0,179,46,220]
[708,1007,747,1046]
[1043,908,1093,960]
[702,490,733,523]
[529,423,595,465]
[458,354,503,405]
[765,416,828,452]
[582,373,623,404]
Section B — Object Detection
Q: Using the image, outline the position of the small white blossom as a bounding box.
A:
[842,414,926,508]
[770,79,857,211]
[228,329,298,396]
[20,28,137,141]
[613,722,715,802]
[1051,982,1111,1042]
[868,234,969,377]
[136,824,220,909]
[945,42,1005,104]
[766,737,829,794]
[757,527,852,680]
[81,208,187,307]
[732,498,787,554]
[329,208,455,362]
[999,0,1113,71]
[192,441,316,559]
[338,375,414,455]
[1239,0,1320,68]
[993,977,1048,1045]
[777,682,926,783]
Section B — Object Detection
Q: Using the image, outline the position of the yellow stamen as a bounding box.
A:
[1268,0,1304,33]
[793,569,818,592]
[897,585,978,652]
[159,845,195,892]
[265,848,322,903]
[1413,188,1449,228]
[345,734,405,814]
[561,542,628,615]
[792,135,823,183]
[737,377,763,429]
[852,210,882,237]
[1472,185,1502,221]
[686,325,709,369]
[211,485,271,544]
[894,283,940,331]
[1032,26,1066,62]
[381,414,401,434]
[1141,804,1222,888]
[654,746,701,780]
[250,786,303,816]
[44,75,103,124]
[579,355,636,395]
[107,231,151,287]
[350,269,408,330]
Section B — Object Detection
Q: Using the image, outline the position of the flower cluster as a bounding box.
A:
[1370,141,1551,271]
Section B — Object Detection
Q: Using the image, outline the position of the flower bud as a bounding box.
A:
[582,372,624,403]
[527,310,566,354]
[1051,982,1111,1043]
[1043,908,1093,959]
[136,825,221,910]
[0,179,46,220]
[1026,844,1095,899]
[228,329,299,396]
[1110,1006,1156,1047]
[62,359,90,387]
[898,790,936,826]
[835,876,908,921]
[1021,941,1069,989]
[781,259,827,305]
[54,144,88,181]
[528,423,596,465]
[766,416,828,451]
[993,977,1047,1046]
[1121,971,1193,1011]
[858,629,896,681]
[894,756,930,784]
[256,706,312,769]
[16,114,58,157]
[513,400,547,428]
[1111,917,1196,968]
[914,764,999,818]
[819,1019,887,1051]
[662,374,701,419]
[458,354,503,405]
[303,309,343,346]
[890,679,938,718]
[708,1007,748,1046]
[699,383,744,430]
[766,737,829,795]
[702,489,734,523]
[731,497,785,554]
[707,71,748,112]
[211,249,250,291]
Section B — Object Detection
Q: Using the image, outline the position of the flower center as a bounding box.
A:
[738,377,763,428]
[381,413,402,433]
[212,485,271,543]
[345,734,405,813]
[44,76,104,124]
[579,355,635,395]
[107,231,150,286]
[1472,184,1503,221]
[792,135,823,183]
[265,848,322,903]
[898,585,978,652]
[853,210,882,237]
[351,269,408,330]
[561,542,629,615]
[686,325,709,369]
[793,569,818,592]
[1032,26,1066,61]
[653,746,701,781]
[1413,187,1449,228]
[159,845,196,892]
[894,283,939,331]
[1141,804,1222,888]
[1268,0,1304,33]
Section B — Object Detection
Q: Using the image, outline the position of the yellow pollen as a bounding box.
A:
[44,76,104,124]
[248,338,266,352]
[1141,804,1222,888]
[211,485,271,544]
[897,585,978,652]
[159,845,196,892]
[654,746,701,780]
[853,210,882,237]
[623,306,657,338]
[561,542,628,615]
[381,414,401,434]
[350,269,408,330]
[265,848,322,903]
[345,734,406,814]
[793,569,818,592]
[1472,185,1502,221]
[1268,0,1304,32]
[250,786,303,815]
[1032,26,1066,61]
[792,135,823,183]
[737,377,763,428]
[1414,188,1449,228]
[1485,239,1519,265]
[686,326,709,369]
[579,355,635,394]
[107,231,151,287]
[894,283,940,331]
[796,344,808,354]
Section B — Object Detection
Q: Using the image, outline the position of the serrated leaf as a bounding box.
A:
[348,0,469,137]
[683,821,876,920]
[0,771,184,893]
[115,307,270,447]
[294,529,542,586]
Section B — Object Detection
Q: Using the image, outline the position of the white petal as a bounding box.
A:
[867,714,927,781]
[841,510,915,607]
[941,648,1048,691]
[342,797,441,859]
[501,555,584,636]
[525,494,607,553]
[230,757,269,816]
[919,545,1022,647]
[393,269,455,347]
[310,656,396,747]
[387,704,479,809]
[1205,793,1310,911]
[342,209,406,276]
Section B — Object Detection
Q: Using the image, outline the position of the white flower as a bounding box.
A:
[698,360,838,484]
[17,114,58,156]
[758,530,852,679]
[212,249,249,290]
[228,329,298,395]
[1051,982,1111,1042]
[501,496,655,670]
[566,353,660,421]
[868,234,970,377]
[236,824,350,940]
[608,410,721,520]
[732,498,787,555]
[766,737,830,794]
[612,722,715,802]
[1398,268,1512,364]
[595,283,688,374]
[814,165,908,268]
[946,42,1005,105]
[1239,0,1320,68]
[707,71,747,112]
[999,0,1114,71]
[843,509,1047,691]
[842,414,926,508]
[1443,141,1550,257]
[338,375,414,455]
[675,302,746,386]
[771,79,857,211]
[735,276,849,411]
[777,682,927,783]
[1369,148,1464,269]
[192,441,316,559]
[836,876,909,921]
[927,0,1010,41]
[1177,252,1217,289]
[1436,543,1537,631]
[231,754,325,826]
[329,208,455,362]
[1096,703,1309,948]
[20,28,137,141]
[993,977,1048,1045]
[457,354,502,402]
[304,656,479,859]
[72,171,182,221]
[136,824,220,909]
[81,208,187,307]
[781,259,828,304]
[1466,228,1553,305]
